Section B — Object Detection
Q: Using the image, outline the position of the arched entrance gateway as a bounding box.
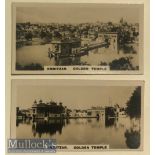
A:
[103,33,118,53]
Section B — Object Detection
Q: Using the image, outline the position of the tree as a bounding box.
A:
[40,30,47,39]
[53,31,62,39]
[126,87,141,118]
[25,32,33,41]
[109,57,134,70]
[107,22,113,26]
[124,129,140,149]
[16,63,44,70]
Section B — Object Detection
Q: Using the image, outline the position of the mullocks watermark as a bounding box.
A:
[7,139,56,153]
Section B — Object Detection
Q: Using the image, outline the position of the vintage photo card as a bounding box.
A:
[10,80,144,151]
[12,3,144,74]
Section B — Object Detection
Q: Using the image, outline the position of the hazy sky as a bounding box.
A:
[16,4,141,24]
[15,84,136,110]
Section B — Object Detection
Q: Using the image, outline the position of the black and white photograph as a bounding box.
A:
[11,80,143,150]
[12,3,143,74]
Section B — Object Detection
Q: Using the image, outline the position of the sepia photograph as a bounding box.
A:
[12,3,143,74]
[11,80,143,150]
[4,0,150,154]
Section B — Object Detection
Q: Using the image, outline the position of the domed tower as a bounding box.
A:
[39,99,43,104]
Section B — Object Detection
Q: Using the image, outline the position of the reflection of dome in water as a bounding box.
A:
[32,120,66,138]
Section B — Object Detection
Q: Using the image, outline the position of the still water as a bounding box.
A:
[16,117,140,149]
[16,43,139,67]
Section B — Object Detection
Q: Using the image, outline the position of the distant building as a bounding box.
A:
[69,109,87,118]
[16,107,25,120]
[105,104,126,118]
[86,107,105,118]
